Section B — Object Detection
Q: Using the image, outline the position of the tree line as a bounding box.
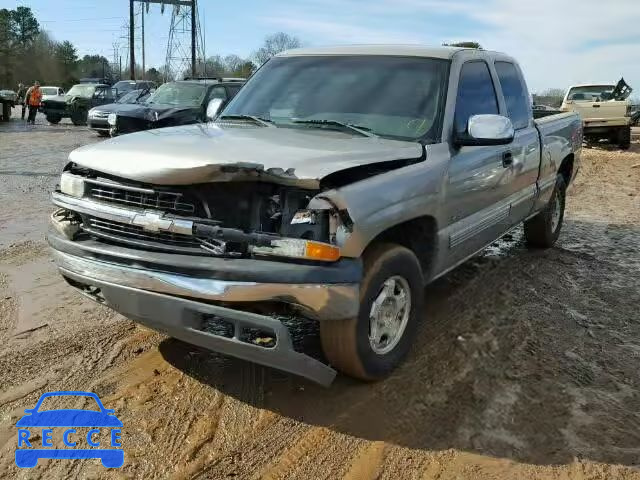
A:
[0,6,301,90]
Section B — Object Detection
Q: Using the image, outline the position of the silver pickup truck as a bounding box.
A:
[48,46,582,386]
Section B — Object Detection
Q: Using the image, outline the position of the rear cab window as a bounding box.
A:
[495,61,530,129]
[454,61,499,134]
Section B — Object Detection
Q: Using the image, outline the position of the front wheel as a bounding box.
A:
[524,174,566,248]
[70,110,87,126]
[320,243,423,381]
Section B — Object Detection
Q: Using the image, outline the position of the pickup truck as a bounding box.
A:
[560,79,633,149]
[47,46,582,386]
[0,89,17,121]
[41,83,115,125]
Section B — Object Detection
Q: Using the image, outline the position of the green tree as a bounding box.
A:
[55,41,79,84]
[11,6,39,48]
[0,9,16,86]
[145,67,162,84]
[443,41,482,49]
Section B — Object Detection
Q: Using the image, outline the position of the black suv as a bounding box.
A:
[107,78,244,136]
[41,83,115,125]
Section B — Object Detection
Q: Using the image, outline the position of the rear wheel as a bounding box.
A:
[320,243,423,380]
[70,109,87,126]
[46,115,61,124]
[618,126,631,150]
[97,130,110,137]
[1,103,10,121]
[524,174,566,248]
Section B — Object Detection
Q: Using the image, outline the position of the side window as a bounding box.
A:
[94,88,106,99]
[454,61,499,134]
[208,86,227,101]
[495,61,529,130]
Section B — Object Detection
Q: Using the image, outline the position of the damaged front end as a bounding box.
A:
[52,163,349,263]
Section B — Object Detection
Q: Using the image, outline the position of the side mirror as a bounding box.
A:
[454,114,514,146]
[206,98,225,120]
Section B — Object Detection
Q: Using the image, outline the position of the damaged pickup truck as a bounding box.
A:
[48,46,582,386]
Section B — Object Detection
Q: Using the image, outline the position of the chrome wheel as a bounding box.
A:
[551,193,562,233]
[369,275,411,355]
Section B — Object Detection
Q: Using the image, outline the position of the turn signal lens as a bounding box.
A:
[252,238,340,262]
[305,241,341,261]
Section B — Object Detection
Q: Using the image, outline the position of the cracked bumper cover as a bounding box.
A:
[47,229,361,386]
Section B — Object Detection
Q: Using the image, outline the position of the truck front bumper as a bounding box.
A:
[47,230,361,386]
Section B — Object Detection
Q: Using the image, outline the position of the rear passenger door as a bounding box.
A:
[494,61,540,224]
[445,60,512,266]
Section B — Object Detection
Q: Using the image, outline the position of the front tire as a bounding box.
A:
[71,109,87,126]
[524,174,566,248]
[320,243,423,380]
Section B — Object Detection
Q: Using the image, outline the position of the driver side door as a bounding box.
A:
[444,60,514,268]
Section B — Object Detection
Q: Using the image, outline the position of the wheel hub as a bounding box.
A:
[369,275,411,355]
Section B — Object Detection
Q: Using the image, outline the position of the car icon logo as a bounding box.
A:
[15,391,123,468]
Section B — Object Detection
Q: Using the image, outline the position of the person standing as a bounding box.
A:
[27,81,42,125]
[17,83,29,120]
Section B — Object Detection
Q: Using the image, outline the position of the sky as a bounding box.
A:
[3,0,640,94]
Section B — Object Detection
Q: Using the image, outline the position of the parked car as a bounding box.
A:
[41,83,115,125]
[112,80,156,99]
[105,78,244,136]
[40,86,65,102]
[48,46,582,386]
[561,78,633,149]
[0,89,17,121]
[87,89,151,136]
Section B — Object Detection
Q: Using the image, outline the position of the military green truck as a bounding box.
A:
[41,83,115,125]
[0,89,17,121]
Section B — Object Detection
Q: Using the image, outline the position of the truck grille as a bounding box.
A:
[83,216,202,252]
[86,180,196,215]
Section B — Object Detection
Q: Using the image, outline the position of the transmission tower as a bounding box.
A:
[127,0,204,81]
[164,1,204,81]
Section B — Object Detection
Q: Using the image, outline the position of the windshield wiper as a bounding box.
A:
[218,114,274,127]
[291,119,377,137]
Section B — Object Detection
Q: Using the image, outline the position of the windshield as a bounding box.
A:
[41,87,58,96]
[66,85,95,98]
[567,85,615,101]
[223,55,450,142]
[146,82,207,107]
[113,81,137,94]
[118,89,144,104]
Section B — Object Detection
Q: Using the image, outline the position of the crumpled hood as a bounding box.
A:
[69,123,423,188]
[92,102,153,115]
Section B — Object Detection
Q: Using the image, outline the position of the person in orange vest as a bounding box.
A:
[26,81,42,125]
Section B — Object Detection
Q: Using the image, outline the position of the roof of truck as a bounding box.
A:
[277,44,468,59]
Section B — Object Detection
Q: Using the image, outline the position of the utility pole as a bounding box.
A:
[141,4,145,79]
[191,0,197,77]
[129,0,135,80]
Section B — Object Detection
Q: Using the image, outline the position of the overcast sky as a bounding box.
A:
[4,0,640,93]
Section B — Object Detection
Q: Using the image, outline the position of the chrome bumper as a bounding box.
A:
[52,249,359,320]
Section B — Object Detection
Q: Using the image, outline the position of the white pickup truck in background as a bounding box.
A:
[561,78,633,149]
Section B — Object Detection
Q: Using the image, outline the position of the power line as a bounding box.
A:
[40,17,125,23]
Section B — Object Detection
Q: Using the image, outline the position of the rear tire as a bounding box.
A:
[618,126,631,150]
[320,243,423,381]
[46,115,61,124]
[524,174,566,248]
[97,130,110,137]
[1,103,11,121]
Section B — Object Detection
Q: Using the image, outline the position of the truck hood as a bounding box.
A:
[109,103,197,121]
[69,123,424,188]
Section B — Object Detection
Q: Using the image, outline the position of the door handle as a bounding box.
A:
[502,151,513,167]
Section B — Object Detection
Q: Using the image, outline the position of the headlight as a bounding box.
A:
[107,113,117,126]
[60,172,85,198]
[251,238,340,262]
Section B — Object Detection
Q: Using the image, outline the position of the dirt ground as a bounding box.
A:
[0,109,639,479]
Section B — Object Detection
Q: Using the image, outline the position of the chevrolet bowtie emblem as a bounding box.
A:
[131,212,193,236]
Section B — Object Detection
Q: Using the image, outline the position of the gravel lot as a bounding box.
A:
[0,108,639,479]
